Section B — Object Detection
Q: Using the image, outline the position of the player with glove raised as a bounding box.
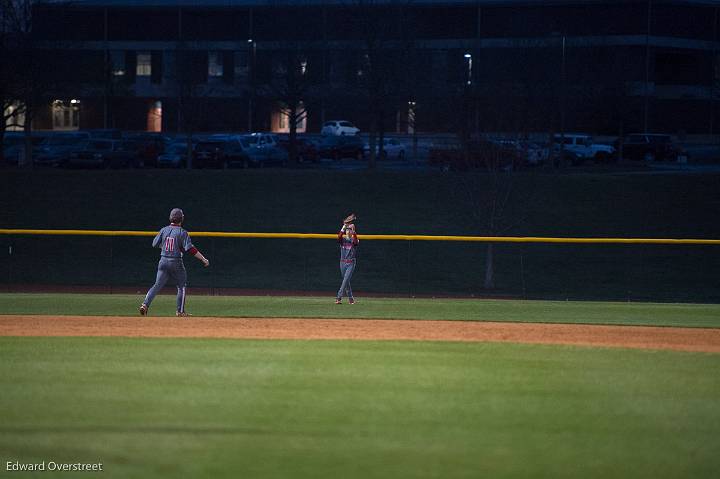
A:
[336,213,359,304]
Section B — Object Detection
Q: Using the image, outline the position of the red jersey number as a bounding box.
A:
[164,237,176,253]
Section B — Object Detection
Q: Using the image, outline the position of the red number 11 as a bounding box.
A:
[164,237,175,252]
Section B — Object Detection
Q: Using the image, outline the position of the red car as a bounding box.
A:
[278,137,319,163]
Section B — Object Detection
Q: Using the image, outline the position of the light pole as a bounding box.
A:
[408,100,417,164]
[464,53,472,86]
[461,53,473,160]
[550,32,567,166]
[644,0,652,133]
[463,53,480,138]
[560,34,566,164]
[248,38,256,132]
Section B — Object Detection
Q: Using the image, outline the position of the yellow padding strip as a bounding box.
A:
[0,229,718,245]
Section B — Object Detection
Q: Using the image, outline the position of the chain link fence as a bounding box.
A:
[1,233,719,303]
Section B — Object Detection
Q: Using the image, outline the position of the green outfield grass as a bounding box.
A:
[1,293,720,328]
[0,337,718,479]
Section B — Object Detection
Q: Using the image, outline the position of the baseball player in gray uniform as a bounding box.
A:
[336,214,359,304]
[139,208,209,317]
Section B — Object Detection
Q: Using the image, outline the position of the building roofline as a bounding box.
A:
[36,0,720,8]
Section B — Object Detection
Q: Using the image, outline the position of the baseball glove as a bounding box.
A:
[343,213,357,224]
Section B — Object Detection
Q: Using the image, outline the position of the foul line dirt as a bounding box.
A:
[1,315,720,353]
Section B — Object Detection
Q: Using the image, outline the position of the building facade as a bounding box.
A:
[15,0,720,136]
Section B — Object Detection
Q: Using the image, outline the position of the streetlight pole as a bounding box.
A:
[408,100,417,164]
[560,34,566,165]
[464,53,473,139]
[248,38,256,132]
[464,53,473,86]
[462,53,473,163]
[644,0,653,133]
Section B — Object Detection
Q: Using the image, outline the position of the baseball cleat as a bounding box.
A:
[176,311,192,317]
[349,298,355,305]
[335,299,342,304]
[139,303,148,316]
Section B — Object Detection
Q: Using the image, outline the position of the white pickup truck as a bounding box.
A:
[553,134,615,164]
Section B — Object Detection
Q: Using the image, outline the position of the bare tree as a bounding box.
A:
[261,48,322,166]
[0,0,32,165]
[451,143,537,290]
[351,0,417,168]
[173,47,211,169]
[0,0,73,167]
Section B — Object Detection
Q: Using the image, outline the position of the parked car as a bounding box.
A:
[243,133,288,167]
[157,142,191,168]
[66,139,139,168]
[193,140,227,168]
[3,132,56,166]
[208,135,263,168]
[86,128,122,140]
[552,134,615,164]
[123,133,169,167]
[364,137,406,160]
[318,135,365,160]
[514,140,549,166]
[248,132,281,148]
[34,132,91,167]
[321,120,360,136]
[114,139,143,167]
[428,138,463,168]
[617,134,688,162]
[2,132,24,162]
[278,137,319,163]
[429,138,523,171]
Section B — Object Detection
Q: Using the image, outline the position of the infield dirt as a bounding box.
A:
[1,315,719,353]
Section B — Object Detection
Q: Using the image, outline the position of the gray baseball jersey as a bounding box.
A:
[337,229,359,300]
[339,233,358,261]
[153,225,194,259]
[143,224,195,313]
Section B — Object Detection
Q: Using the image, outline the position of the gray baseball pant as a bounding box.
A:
[337,260,355,300]
[143,258,188,312]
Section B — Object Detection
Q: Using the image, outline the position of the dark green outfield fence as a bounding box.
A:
[1,230,719,302]
[2,168,720,302]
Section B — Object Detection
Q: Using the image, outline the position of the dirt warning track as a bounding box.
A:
[1,315,720,353]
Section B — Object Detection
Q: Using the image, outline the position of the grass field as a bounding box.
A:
[2,293,720,328]
[1,295,720,477]
[1,337,719,479]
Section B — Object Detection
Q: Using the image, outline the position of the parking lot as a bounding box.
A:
[3,130,720,173]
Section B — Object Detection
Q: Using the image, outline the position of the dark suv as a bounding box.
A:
[193,141,227,168]
[317,135,364,160]
[618,134,687,162]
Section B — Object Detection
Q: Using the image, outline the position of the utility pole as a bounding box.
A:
[644,0,652,133]
[560,34,566,164]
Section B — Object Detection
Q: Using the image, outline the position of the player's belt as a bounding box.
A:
[340,259,355,263]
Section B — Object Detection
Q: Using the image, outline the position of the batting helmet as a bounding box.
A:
[169,208,184,224]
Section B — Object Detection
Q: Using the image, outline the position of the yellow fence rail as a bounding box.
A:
[1,229,719,245]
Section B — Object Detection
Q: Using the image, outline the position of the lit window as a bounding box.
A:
[274,103,307,133]
[137,52,152,76]
[208,51,223,77]
[4,101,25,131]
[51,100,80,130]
